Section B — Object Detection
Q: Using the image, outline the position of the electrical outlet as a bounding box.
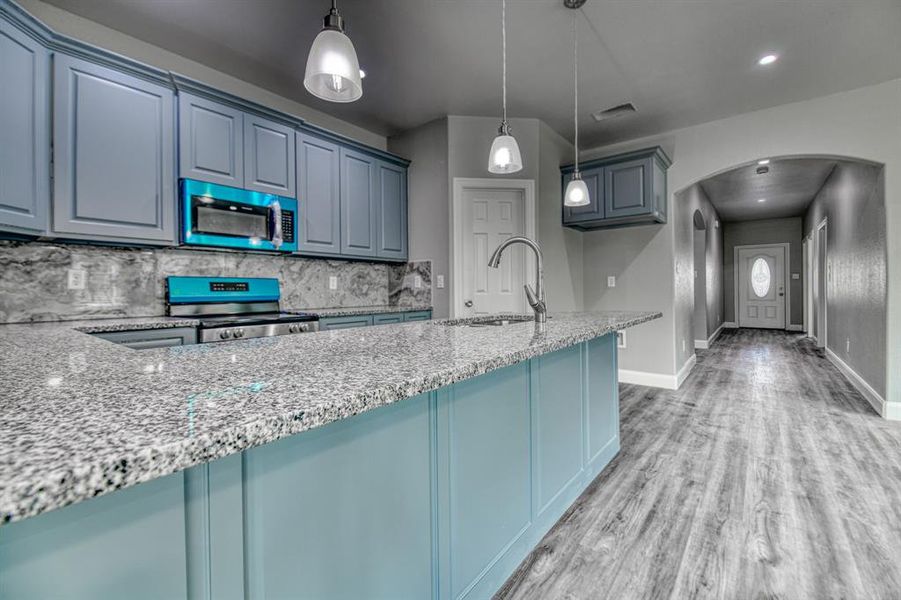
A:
[436,275,445,289]
[607,276,616,288]
[328,275,338,291]
[682,339,686,353]
[67,269,86,290]
[846,337,850,354]
[617,331,627,349]
[792,272,800,280]
[414,276,422,289]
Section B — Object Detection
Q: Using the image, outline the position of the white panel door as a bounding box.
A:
[460,188,526,316]
[738,245,785,329]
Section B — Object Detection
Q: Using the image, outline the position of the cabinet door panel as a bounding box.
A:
[0,21,49,233]
[53,55,174,243]
[178,93,243,187]
[296,133,341,254]
[586,333,619,472]
[244,115,295,196]
[562,167,603,224]
[340,148,378,257]
[242,394,433,600]
[604,157,651,218]
[376,161,407,260]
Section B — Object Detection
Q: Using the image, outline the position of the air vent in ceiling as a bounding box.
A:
[591,102,637,122]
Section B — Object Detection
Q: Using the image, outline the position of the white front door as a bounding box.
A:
[460,187,526,316]
[738,245,785,329]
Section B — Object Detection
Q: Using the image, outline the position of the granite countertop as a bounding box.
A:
[0,310,660,524]
[294,305,433,318]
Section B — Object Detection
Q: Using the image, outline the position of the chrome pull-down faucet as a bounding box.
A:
[488,235,547,324]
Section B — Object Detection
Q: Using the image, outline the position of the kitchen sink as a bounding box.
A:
[433,314,537,327]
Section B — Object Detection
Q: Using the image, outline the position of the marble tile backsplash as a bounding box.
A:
[0,241,431,323]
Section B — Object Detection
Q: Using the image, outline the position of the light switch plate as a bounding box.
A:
[414,276,422,289]
[791,273,800,280]
[607,276,616,288]
[67,269,86,290]
[436,275,445,289]
[328,275,338,290]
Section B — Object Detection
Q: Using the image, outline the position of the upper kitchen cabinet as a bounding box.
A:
[52,54,176,245]
[339,147,379,258]
[178,92,296,196]
[376,161,408,260]
[0,17,49,235]
[244,114,296,196]
[178,93,244,187]
[561,146,670,230]
[296,132,341,255]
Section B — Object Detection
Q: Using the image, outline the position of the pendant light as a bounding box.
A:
[488,0,523,174]
[304,0,363,103]
[564,4,590,207]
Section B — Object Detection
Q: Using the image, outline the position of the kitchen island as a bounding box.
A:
[0,311,659,600]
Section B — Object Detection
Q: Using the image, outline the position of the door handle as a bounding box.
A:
[464,300,473,308]
[270,200,283,249]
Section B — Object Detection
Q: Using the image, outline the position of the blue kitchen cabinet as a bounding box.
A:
[52,54,176,244]
[376,160,408,260]
[561,167,603,224]
[244,113,295,196]
[0,17,49,235]
[339,147,379,258]
[296,132,341,255]
[561,146,670,230]
[319,314,374,330]
[178,93,244,188]
[404,310,432,322]
[0,471,190,600]
[240,393,434,599]
[373,313,404,325]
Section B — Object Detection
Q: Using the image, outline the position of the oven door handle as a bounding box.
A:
[270,200,284,249]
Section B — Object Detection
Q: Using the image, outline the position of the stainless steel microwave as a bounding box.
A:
[179,179,297,252]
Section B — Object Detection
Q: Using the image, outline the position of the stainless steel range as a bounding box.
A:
[166,276,319,343]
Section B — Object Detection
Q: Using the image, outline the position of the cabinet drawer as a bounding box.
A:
[372,313,404,325]
[319,315,374,330]
[91,326,197,349]
[403,311,432,322]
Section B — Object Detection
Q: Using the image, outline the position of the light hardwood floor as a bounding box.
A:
[497,329,901,600]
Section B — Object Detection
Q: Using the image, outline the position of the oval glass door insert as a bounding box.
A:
[751,257,771,297]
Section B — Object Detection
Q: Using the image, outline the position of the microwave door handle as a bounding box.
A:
[270,200,284,249]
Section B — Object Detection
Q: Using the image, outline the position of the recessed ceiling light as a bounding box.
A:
[757,198,767,203]
[758,159,770,165]
[758,54,778,66]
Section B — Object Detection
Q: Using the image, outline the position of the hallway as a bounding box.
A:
[497,329,901,599]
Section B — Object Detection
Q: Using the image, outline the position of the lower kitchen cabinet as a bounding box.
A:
[0,334,619,600]
[320,310,432,330]
[0,17,50,235]
[52,54,176,245]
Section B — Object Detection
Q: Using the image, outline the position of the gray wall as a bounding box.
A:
[674,184,723,365]
[723,218,803,325]
[388,118,450,317]
[0,241,430,323]
[390,115,581,319]
[804,162,886,398]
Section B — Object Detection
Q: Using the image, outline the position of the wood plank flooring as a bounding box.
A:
[496,329,901,600]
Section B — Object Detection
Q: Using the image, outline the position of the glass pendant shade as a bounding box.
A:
[564,173,590,207]
[304,29,362,103]
[488,129,523,174]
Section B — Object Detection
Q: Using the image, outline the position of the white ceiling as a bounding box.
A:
[42,0,901,147]
[699,158,837,222]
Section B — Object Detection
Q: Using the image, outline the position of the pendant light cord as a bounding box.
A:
[573,12,579,173]
[502,0,508,124]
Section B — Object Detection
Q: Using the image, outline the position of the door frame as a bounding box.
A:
[815,218,828,347]
[451,178,536,318]
[733,243,790,330]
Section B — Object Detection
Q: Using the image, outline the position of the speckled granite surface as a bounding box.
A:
[0,310,659,524]
[296,305,433,318]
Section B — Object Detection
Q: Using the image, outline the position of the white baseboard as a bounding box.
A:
[695,323,725,350]
[694,339,708,350]
[676,354,697,388]
[787,323,804,332]
[723,321,738,329]
[885,403,901,421]
[825,347,885,417]
[619,354,697,390]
